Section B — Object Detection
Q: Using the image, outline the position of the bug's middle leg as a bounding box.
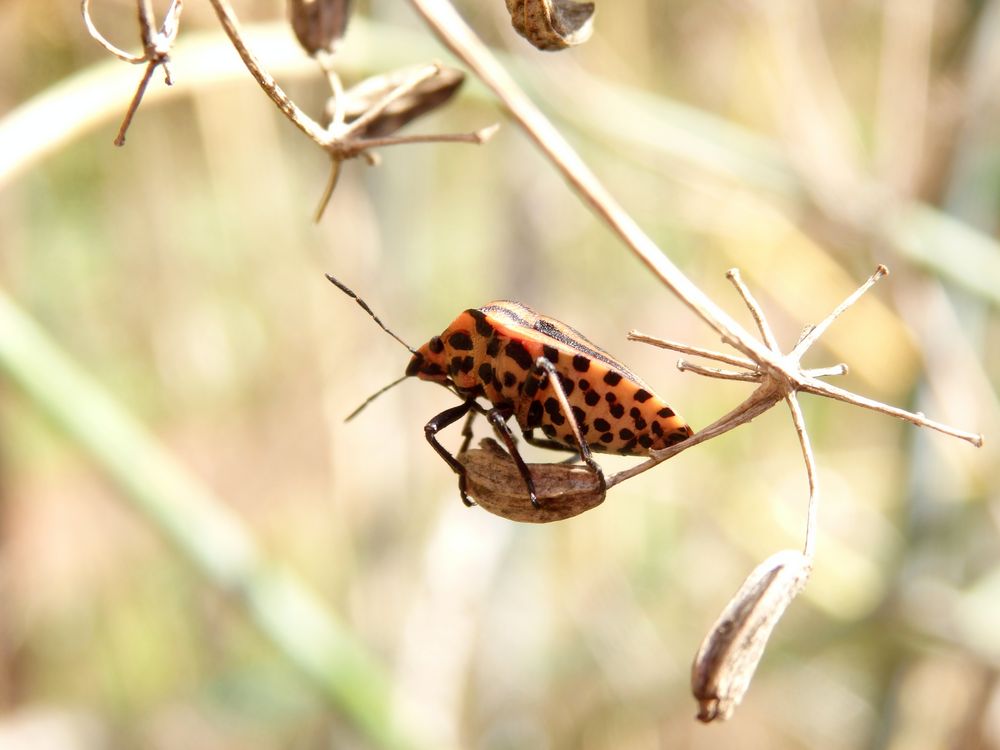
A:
[532,357,607,497]
[486,407,540,509]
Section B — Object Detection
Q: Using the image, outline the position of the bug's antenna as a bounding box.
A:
[325,274,417,355]
[346,374,410,421]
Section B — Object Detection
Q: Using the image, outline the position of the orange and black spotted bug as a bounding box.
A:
[327,274,694,508]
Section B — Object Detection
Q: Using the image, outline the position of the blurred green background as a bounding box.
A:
[1,0,999,748]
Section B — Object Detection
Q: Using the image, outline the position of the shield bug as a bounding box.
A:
[327,274,694,509]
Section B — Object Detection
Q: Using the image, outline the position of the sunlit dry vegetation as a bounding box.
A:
[0,0,998,748]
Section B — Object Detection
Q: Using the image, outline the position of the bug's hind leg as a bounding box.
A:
[533,357,607,498]
[458,408,478,456]
[425,398,477,506]
[486,408,540,509]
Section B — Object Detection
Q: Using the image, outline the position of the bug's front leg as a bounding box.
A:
[486,407,540,509]
[425,399,477,506]
[533,357,608,498]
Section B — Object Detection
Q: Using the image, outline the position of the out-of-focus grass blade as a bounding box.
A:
[0,288,415,750]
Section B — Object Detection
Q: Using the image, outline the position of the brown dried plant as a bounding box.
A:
[81,0,497,215]
[77,0,985,724]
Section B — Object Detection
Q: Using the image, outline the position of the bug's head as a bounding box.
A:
[405,336,450,385]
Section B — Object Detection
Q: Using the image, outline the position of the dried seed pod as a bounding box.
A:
[339,65,465,138]
[691,550,812,722]
[459,439,605,523]
[288,0,352,56]
[505,0,595,51]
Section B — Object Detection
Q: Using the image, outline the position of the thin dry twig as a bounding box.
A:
[628,331,756,370]
[727,268,781,352]
[613,265,981,498]
[82,0,183,145]
[203,0,497,218]
[406,0,982,458]
[676,362,762,383]
[725,268,819,558]
[790,264,889,359]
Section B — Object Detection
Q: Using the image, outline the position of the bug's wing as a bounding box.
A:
[480,301,648,387]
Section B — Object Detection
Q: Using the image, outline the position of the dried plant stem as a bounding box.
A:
[346,127,497,150]
[205,0,328,143]
[114,60,158,146]
[407,0,773,365]
[785,394,819,558]
[407,0,982,457]
[83,0,183,145]
[82,0,146,62]
[628,331,756,370]
[727,268,819,558]
[800,377,982,445]
[606,386,782,490]
[677,362,762,382]
[791,264,890,359]
[339,63,441,139]
[727,268,781,351]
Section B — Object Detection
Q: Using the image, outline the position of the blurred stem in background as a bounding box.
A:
[0,287,414,749]
[2,19,1000,305]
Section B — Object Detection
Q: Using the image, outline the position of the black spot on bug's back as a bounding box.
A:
[594,418,610,432]
[651,421,663,436]
[468,309,494,338]
[666,430,690,446]
[572,354,590,372]
[478,362,493,384]
[603,371,623,386]
[542,345,559,364]
[486,337,502,357]
[449,331,474,350]
[570,405,587,426]
[634,389,652,403]
[634,417,647,430]
[638,434,653,449]
[630,407,641,419]
[423,362,444,376]
[505,340,533,370]
[610,403,625,419]
[542,424,557,438]
[450,356,474,374]
[428,336,444,354]
[557,373,575,397]
[503,372,516,388]
[584,390,600,407]
[618,437,639,455]
[600,432,614,444]
[527,400,543,427]
[544,398,561,417]
[658,406,675,418]
[604,392,617,404]
[524,376,540,397]
[579,379,590,391]
[619,428,635,441]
